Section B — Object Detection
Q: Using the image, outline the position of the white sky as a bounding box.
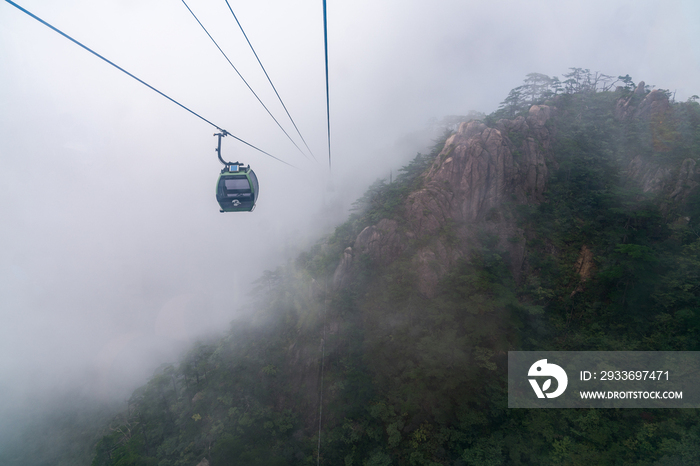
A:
[0,0,698,429]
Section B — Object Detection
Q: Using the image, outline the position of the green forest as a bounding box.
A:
[85,70,700,465]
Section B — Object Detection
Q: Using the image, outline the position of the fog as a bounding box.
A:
[0,0,698,445]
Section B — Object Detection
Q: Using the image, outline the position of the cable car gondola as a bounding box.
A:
[214,132,259,213]
[216,163,259,212]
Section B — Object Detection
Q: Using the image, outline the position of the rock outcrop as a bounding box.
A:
[334,105,556,296]
[332,247,354,290]
[334,88,698,296]
[670,158,700,204]
[626,155,671,193]
[354,219,411,266]
[614,80,672,122]
[408,105,554,236]
[637,89,672,120]
[615,81,648,119]
[616,83,700,202]
[570,245,595,298]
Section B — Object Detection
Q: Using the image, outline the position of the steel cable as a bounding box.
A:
[3,0,294,168]
[182,0,313,164]
[223,0,318,163]
[322,0,331,170]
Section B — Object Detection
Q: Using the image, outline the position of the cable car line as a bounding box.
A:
[3,0,294,168]
[322,0,332,170]
[223,0,318,164]
[181,0,314,165]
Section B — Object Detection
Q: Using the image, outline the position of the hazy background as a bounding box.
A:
[0,0,698,445]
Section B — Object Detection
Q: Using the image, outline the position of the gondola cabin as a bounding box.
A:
[216,163,259,212]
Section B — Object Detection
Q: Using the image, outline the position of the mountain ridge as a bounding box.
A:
[83,73,700,466]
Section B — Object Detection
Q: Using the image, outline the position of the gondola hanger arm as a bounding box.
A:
[215,131,235,166]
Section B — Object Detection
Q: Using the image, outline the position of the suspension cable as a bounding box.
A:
[223,0,318,163]
[316,279,328,465]
[322,0,332,170]
[3,0,295,168]
[181,0,313,164]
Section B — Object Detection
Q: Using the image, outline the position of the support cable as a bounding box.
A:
[181,0,313,164]
[223,0,318,163]
[3,0,294,167]
[317,279,328,466]
[322,0,332,170]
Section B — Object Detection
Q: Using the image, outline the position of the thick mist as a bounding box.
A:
[0,0,698,450]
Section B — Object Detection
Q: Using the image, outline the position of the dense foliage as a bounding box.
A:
[91,71,700,465]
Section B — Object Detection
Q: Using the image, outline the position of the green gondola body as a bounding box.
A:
[216,164,259,212]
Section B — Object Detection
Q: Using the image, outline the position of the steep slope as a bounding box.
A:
[336,105,555,297]
[92,75,700,466]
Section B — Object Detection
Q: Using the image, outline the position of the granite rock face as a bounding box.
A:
[403,105,555,295]
[616,84,700,203]
[334,105,556,296]
[615,81,671,122]
[334,85,698,297]
[408,105,553,236]
[670,158,700,204]
[626,155,672,194]
[615,81,648,119]
[615,81,671,120]
[354,219,410,266]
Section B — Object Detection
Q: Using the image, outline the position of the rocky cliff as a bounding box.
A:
[617,82,700,204]
[335,105,556,296]
[335,87,699,297]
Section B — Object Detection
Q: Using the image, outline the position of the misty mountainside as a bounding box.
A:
[87,72,700,466]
